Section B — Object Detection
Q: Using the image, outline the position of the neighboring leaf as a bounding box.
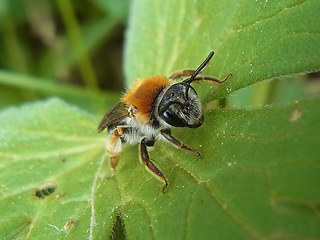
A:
[0,70,120,114]
[0,86,32,109]
[228,74,308,107]
[0,97,319,239]
[125,0,320,101]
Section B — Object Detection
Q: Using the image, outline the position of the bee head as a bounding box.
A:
[158,51,217,128]
[158,83,203,128]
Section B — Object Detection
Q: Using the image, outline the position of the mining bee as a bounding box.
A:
[98,51,231,193]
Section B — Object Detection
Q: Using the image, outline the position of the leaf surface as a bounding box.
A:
[0,98,319,239]
[125,0,320,102]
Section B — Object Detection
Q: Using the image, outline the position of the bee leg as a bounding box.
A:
[107,126,131,170]
[140,137,168,193]
[192,73,232,85]
[160,129,202,158]
[169,70,195,80]
[107,128,122,170]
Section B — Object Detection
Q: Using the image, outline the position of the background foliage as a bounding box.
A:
[0,0,319,239]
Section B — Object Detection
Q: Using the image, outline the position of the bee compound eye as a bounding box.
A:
[161,109,187,127]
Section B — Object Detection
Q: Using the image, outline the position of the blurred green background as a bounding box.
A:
[0,0,130,113]
[0,0,319,115]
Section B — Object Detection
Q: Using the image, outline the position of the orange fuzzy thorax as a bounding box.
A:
[122,76,170,123]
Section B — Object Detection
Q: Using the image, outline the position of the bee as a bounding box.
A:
[98,51,231,193]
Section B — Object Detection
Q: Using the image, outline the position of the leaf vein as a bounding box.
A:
[183,186,197,240]
[231,0,308,33]
[204,183,263,240]
[89,152,108,240]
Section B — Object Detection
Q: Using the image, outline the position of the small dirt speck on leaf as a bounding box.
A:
[290,109,302,122]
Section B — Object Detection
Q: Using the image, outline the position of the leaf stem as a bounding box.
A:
[0,70,119,106]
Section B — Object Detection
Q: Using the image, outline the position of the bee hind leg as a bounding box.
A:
[140,137,168,193]
[192,73,232,85]
[169,70,195,80]
[160,129,202,158]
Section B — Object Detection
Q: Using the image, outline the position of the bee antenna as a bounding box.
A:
[183,51,215,97]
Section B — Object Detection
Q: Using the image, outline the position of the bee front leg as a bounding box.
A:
[140,137,168,193]
[107,126,131,170]
[160,129,202,158]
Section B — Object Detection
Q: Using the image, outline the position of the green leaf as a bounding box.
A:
[125,0,320,101]
[1,97,319,239]
[0,99,105,239]
[228,75,308,107]
[0,70,119,114]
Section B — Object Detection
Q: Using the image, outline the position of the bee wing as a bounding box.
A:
[97,101,128,132]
